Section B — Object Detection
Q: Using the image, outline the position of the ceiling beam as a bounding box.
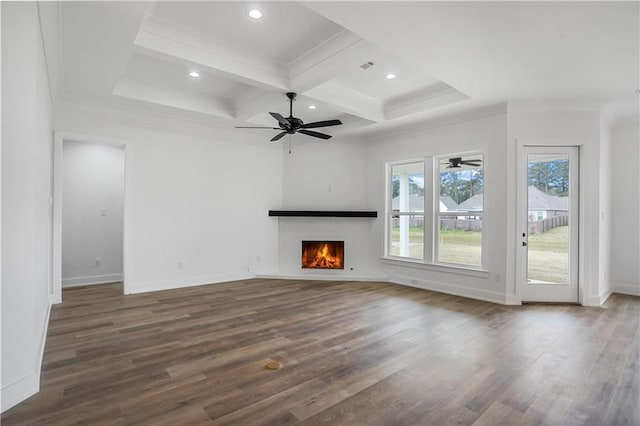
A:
[233,89,288,123]
[134,16,289,92]
[384,83,470,120]
[288,31,380,93]
[113,79,234,118]
[305,82,386,123]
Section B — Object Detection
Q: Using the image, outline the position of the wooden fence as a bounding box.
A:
[391,212,483,231]
[528,215,568,234]
[391,212,566,234]
[440,218,482,232]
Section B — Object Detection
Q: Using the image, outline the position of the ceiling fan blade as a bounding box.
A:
[298,129,332,140]
[269,112,290,128]
[460,161,482,166]
[300,119,343,129]
[270,131,288,142]
[235,126,281,129]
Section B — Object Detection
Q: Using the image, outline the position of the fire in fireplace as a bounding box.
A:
[301,241,344,269]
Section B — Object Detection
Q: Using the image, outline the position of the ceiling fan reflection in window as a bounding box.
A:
[235,92,342,141]
[442,157,483,169]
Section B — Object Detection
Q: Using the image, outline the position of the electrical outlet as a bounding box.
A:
[495,273,501,282]
[177,262,183,270]
[95,259,100,267]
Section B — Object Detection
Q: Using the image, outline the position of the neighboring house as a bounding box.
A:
[391,195,460,212]
[527,186,568,221]
[391,194,424,212]
[448,187,568,221]
[457,193,483,212]
[391,195,460,227]
[440,195,459,212]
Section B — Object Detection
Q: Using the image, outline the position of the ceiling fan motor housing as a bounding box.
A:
[234,91,343,141]
[287,117,304,129]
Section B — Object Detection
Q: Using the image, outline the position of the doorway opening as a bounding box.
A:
[53,135,128,302]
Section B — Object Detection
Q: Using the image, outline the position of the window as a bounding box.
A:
[389,161,425,259]
[386,153,484,269]
[437,154,483,267]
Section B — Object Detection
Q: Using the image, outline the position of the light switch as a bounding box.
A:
[100,208,107,216]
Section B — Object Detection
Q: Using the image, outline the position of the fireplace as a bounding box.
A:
[301,241,344,269]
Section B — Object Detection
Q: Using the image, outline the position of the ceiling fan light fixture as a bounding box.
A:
[386,73,397,80]
[248,9,263,19]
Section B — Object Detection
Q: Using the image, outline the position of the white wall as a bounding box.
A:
[62,141,124,287]
[610,122,640,295]
[1,2,53,411]
[54,103,283,294]
[276,139,382,279]
[366,110,509,303]
[507,107,605,305]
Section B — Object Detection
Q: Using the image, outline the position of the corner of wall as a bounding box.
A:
[1,301,52,413]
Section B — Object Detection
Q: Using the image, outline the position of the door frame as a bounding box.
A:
[52,131,132,303]
[515,139,586,305]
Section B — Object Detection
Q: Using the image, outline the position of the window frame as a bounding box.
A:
[385,159,427,260]
[384,151,486,271]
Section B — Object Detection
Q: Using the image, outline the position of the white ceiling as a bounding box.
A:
[151,2,345,66]
[331,54,442,102]
[41,1,639,141]
[122,53,253,101]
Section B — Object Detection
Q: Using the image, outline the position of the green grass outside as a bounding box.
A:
[390,226,569,283]
[527,226,569,283]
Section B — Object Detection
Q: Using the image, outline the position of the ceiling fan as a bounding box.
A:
[443,157,483,168]
[235,92,342,141]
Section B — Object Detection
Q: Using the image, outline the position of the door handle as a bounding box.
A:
[522,241,527,247]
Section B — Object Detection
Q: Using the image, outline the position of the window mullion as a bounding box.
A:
[424,157,435,263]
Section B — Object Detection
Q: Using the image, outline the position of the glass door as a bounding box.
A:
[518,146,579,303]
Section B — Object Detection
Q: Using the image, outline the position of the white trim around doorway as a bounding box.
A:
[52,131,132,303]
[514,138,589,306]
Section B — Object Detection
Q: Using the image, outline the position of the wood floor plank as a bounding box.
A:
[2,280,638,425]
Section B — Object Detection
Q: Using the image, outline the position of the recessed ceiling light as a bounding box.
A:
[308,105,317,110]
[386,73,397,80]
[189,71,200,78]
[248,9,263,19]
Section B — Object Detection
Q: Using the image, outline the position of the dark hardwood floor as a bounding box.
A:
[3,279,639,425]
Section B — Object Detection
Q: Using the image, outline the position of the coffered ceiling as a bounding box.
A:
[40,1,639,139]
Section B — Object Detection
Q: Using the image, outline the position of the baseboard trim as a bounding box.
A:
[127,272,255,294]
[599,289,613,305]
[62,273,123,288]
[256,273,388,282]
[1,300,51,413]
[582,294,605,307]
[611,283,640,297]
[390,275,508,305]
[1,373,39,413]
[505,293,522,306]
[37,301,52,380]
[260,273,513,304]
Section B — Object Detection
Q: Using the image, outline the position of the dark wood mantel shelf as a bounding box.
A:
[269,210,377,218]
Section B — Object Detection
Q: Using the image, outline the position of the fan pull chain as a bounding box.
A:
[288,134,292,154]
